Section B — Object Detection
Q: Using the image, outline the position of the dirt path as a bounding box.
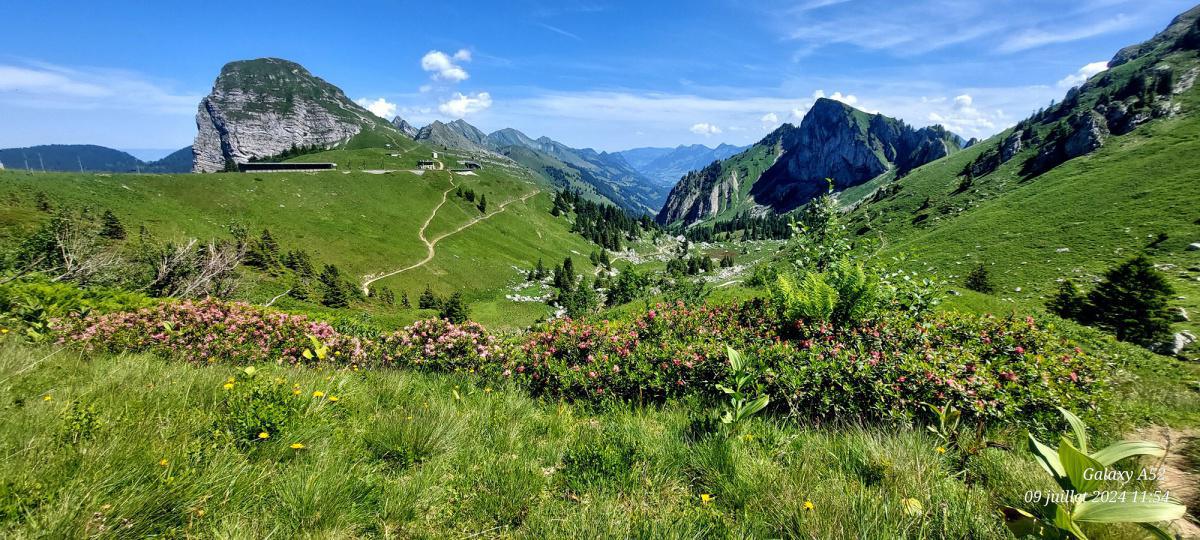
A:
[360,172,539,294]
[1134,426,1199,538]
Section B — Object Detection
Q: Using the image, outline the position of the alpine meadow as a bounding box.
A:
[1,2,1200,539]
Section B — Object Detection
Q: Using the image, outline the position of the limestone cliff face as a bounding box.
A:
[657,98,962,224]
[656,161,745,224]
[192,58,388,172]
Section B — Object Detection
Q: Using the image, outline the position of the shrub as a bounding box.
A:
[56,298,367,365]
[964,264,995,294]
[375,318,501,372]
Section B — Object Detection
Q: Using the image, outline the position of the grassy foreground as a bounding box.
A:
[0,339,1192,539]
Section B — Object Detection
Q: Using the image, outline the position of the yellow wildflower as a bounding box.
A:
[936,446,946,454]
[484,387,492,393]
[223,383,234,390]
[700,493,714,504]
[42,395,52,402]
[159,459,169,467]
[0,328,9,334]
[290,443,305,449]
[313,391,325,398]
[292,389,301,395]
[258,432,270,439]
[328,396,339,402]
[803,500,815,511]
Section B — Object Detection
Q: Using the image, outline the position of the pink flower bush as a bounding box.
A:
[56,299,367,365]
[375,318,507,372]
[50,296,1106,431]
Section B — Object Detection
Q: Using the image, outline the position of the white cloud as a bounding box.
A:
[998,15,1132,53]
[421,49,471,82]
[438,92,492,117]
[760,112,781,129]
[690,122,722,135]
[355,97,397,119]
[954,94,973,108]
[827,91,858,106]
[0,62,198,114]
[1056,61,1109,88]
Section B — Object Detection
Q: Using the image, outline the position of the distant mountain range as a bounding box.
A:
[617,143,747,192]
[403,116,666,214]
[0,144,192,173]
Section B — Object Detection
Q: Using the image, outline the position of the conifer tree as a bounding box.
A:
[318,264,349,308]
[1047,280,1087,320]
[1086,255,1175,346]
[964,264,995,294]
[439,292,469,323]
[419,285,440,309]
[99,210,126,240]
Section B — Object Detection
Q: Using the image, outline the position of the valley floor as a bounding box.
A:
[0,339,1195,539]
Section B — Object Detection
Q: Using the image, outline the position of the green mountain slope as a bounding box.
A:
[848,14,1200,341]
[0,142,597,329]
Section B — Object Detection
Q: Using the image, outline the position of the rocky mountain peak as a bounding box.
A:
[192,57,392,172]
[657,99,962,225]
[391,116,418,138]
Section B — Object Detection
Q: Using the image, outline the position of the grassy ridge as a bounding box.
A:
[852,63,1200,339]
[0,147,595,330]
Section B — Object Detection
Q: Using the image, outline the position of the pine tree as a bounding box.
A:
[247,229,280,269]
[401,292,411,308]
[439,292,469,323]
[99,210,126,240]
[1047,279,1086,320]
[376,286,395,306]
[477,194,487,213]
[318,264,349,308]
[1085,255,1175,346]
[964,264,995,294]
[419,285,440,309]
[535,258,547,279]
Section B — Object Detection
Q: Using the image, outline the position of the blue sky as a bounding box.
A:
[0,0,1194,156]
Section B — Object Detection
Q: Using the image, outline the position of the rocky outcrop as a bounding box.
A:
[391,116,418,138]
[657,161,744,224]
[1064,111,1109,158]
[1000,131,1023,162]
[192,58,391,172]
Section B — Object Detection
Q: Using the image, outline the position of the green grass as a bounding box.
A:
[0,147,596,331]
[1,339,1187,539]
